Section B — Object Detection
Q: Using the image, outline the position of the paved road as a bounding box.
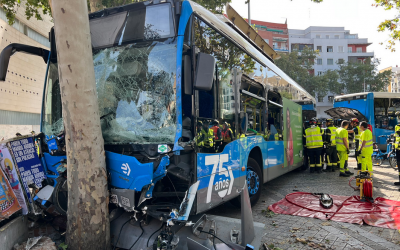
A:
[210,158,400,250]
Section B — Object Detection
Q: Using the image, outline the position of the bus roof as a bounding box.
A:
[334,92,400,100]
[188,1,316,104]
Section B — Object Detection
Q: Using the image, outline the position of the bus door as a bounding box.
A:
[195,67,243,213]
[265,90,284,180]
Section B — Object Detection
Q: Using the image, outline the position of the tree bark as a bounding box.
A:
[50,0,110,249]
[89,0,103,12]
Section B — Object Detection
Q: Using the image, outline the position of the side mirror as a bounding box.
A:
[0,43,49,81]
[194,53,215,91]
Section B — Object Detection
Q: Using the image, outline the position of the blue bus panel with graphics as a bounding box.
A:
[332,92,400,151]
[0,0,316,222]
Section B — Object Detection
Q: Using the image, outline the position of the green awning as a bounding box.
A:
[267,28,283,33]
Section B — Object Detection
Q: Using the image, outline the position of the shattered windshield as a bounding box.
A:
[95,39,177,144]
[42,62,64,138]
[42,40,178,145]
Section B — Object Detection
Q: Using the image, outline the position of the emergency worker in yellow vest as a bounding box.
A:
[349,118,362,170]
[196,120,214,153]
[394,111,400,186]
[302,121,310,169]
[322,119,337,172]
[336,120,354,177]
[305,118,323,173]
[358,121,373,173]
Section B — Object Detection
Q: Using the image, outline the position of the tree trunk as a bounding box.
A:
[89,0,103,12]
[50,0,110,249]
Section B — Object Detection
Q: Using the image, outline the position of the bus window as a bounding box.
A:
[267,91,283,141]
[374,98,400,130]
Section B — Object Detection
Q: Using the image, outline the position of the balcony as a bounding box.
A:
[273,46,289,52]
[348,51,374,57]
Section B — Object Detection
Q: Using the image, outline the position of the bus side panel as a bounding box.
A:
[196,140,244,214]
[264,141,285,182]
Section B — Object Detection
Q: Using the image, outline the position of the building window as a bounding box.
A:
[316,46,322,51]
[264,39,269,44]
[328,96,334,102]
[338,58,344,64]
[327,46,333,52]
[316,58,322,65]
[316,34,321,38]
[273,42,278,49]
[326,35,330,39]
[327,59,333,65]
[357,59,364,64]
[356,47,362,53]
[317,71,323,76]
[348,47,352,53]
[338,46,344,52]
[334,35,340,39]
[318,96,324,102]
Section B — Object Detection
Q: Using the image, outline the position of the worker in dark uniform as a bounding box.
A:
[323,118,337,172]
[196,120,214,153]
[305,118,324,173]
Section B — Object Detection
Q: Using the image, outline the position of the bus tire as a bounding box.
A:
[52,177,68,216]
[230,158,262,208]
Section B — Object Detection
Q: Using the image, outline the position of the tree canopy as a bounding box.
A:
[275,46,390,98]
[310,0,400,51]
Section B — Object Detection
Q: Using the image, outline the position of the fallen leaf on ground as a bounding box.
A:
[321,222,331,226]
[296,238,308,244]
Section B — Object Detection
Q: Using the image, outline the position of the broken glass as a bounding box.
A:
[42,62,64,137]
[95,39,177,144]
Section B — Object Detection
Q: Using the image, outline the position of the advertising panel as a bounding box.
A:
[0,167,21,220]
[283,98,303,168]
[9,137,46,204]
[0,144,28,214]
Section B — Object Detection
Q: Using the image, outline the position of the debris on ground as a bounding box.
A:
[263,243,283,250]
[321,222,331,226]
[14,236,57,250]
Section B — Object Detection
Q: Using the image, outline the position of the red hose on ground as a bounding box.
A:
[284,192,382,219]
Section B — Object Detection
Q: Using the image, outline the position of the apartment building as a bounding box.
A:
[0,4,53,139]
[246,19,289,53]
[380,66,400,93]
[288,27,374,118]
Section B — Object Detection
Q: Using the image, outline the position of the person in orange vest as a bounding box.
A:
[211,120,223,152]
[221,122,234,150]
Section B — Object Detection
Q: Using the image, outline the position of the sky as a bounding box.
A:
[229,0,399,70]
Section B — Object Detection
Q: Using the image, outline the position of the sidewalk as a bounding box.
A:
[210,158,400,249]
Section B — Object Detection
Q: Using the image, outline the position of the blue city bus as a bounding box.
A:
[328,92,400,151]
[0,0,315,226]
[295,100,317,122]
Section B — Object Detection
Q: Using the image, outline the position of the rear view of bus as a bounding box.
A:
[330,92,400,150]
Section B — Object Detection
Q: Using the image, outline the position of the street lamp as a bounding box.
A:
[246,0,251,25]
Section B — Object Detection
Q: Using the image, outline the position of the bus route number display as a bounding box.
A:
[10,137,46,203]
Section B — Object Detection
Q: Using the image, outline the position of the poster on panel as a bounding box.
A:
[283,98,303,168]
[0,166,21,220]
[0,143,28,214]
[9,137,46,206]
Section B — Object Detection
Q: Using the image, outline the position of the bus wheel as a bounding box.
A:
[230,158,262,208]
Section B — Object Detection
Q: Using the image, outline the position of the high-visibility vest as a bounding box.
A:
[336,127,348,151]
[395,125,400,149]
[325,126,336,146]
[197,129,214,148]
[359,128,373,154]
[305,126,323,149]
[222,128,233,142]
[237,133,245,139]
[211,126,222,141]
